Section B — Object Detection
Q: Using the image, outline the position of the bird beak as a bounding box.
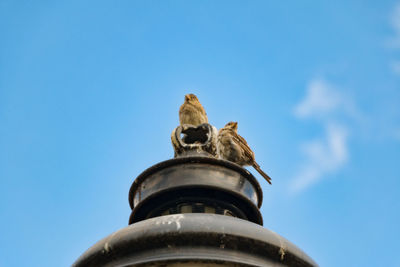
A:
[185,95,190,101]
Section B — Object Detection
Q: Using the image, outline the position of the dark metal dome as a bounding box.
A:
[73,214,317,267]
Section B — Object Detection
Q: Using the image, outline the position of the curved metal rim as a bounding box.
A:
[129,156,264,210]
[128,185,263,225]
[83,247,277,266]
[72,214,318,267]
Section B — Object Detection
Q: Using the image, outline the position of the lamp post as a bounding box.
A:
[73,123,317,267]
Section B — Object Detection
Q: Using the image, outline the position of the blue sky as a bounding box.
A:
[1,1,399,266]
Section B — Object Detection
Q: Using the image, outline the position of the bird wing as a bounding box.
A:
[231,131,255,161]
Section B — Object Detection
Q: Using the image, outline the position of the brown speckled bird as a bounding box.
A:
[217,122,272,184]
[179,94,208,126]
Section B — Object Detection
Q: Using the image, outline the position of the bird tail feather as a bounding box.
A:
[252,162,272,184]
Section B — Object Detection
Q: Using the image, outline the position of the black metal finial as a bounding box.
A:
[171,123,218,158]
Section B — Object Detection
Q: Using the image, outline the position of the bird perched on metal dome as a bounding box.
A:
[217,121,272,184]
[179,94,208,126]
[172,93,217,158]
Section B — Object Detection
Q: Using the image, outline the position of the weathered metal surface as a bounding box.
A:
[129,156,263,209]
[128,156,264,224]
[131,163,259,207]
[171,123,218,158]
[72,214,318,267]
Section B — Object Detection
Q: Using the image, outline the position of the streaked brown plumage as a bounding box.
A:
[179,94,208,126]
[217,122,272,184]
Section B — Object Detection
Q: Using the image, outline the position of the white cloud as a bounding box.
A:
[294,79,363,122]
[388,3,400,74]
[391,61,400,75]
[294,79,342,118]
[387,3,400,48]
[290,124,348,194]
[393,128,400,141]
[393,3,400,32]
[290,79,353,194]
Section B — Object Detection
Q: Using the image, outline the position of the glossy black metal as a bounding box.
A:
[128,156,264,225]
[72,214,318,267]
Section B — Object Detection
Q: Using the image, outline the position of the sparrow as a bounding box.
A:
[217,122,272,184]
[179,94,208,126]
